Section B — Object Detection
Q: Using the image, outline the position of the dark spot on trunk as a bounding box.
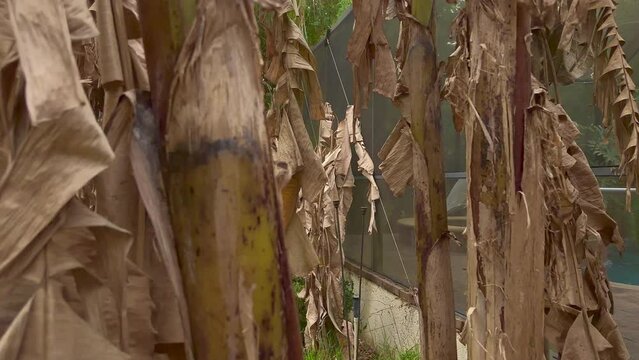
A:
[259,345,274,360]
[167,137,261,170]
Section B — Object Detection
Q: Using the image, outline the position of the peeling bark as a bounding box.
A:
[461,1,545,358]
[407,6,457,360]
[379,1,457,358]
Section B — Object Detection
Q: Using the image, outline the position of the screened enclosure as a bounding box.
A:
[307,2,639,355]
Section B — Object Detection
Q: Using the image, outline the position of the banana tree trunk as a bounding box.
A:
[137,0,196,135]
[164,1,301,359]
[408,2,457,359]
[464,1,545,358]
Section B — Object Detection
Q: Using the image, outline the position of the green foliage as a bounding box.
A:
[412,0,432,26]
[301,0,352,47]
[293,277,308,335]
[292,276,306,293]
[398,347,420,360]
[373,342,396,360]
[373,343,420,360]
[342,276,354,317]
[303,349,322,360]
[577,123,620,166]
[303,327,343,360]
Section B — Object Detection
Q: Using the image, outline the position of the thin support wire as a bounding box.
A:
[326,35,412,289]
[326,38,350,106]
[379,199,413,288]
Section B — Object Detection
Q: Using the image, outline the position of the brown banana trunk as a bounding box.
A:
[464,1,545,358]
[408,2,457,359]
[137,0,196,135]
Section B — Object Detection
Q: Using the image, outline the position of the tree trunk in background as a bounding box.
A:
[408,2,457,359]
[464,1,545,358]
[164,1,301,359]
[137,3,197,359]
[137,0,196,136]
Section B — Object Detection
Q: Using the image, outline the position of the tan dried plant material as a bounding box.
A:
[263,0,322,120]
[273,161,320,277]
[2,0,190,358]
[538,0,639,205]
[530,80,629,359]
[347,0,397,116]
[131,93,192,356]
[94,0,150,117]
[343,106,380,233]
[263,0,327,203]
[93,2,191,358]
[0,1,16,65]
[92,2,192,357]
[294,102,378,352]
[255,0,288,11]
[95,0,133,90]
[589,2,639,207]
[442,9,469,133]
[382,1,458,197]
[299,104,355,350]
[442,1,548,358]
[8,0,93,125]
[442,1,631,358]
[378,119,413,196]
[0,198,133,360]
[261,6,336,327]
[0,0,114,277]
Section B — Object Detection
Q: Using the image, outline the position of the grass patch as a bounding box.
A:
[398,347,420,360]
[303,327,343,360]
[373,342,395,360]
[373,343,420,360]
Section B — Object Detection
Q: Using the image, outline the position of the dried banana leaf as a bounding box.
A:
[347,0,397,116]
[531,79,629,359]
[0,0,113,279]
[264,1,327,203]
[0,199,133,359]
[544,0,639,204]
[343,106,379,233]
